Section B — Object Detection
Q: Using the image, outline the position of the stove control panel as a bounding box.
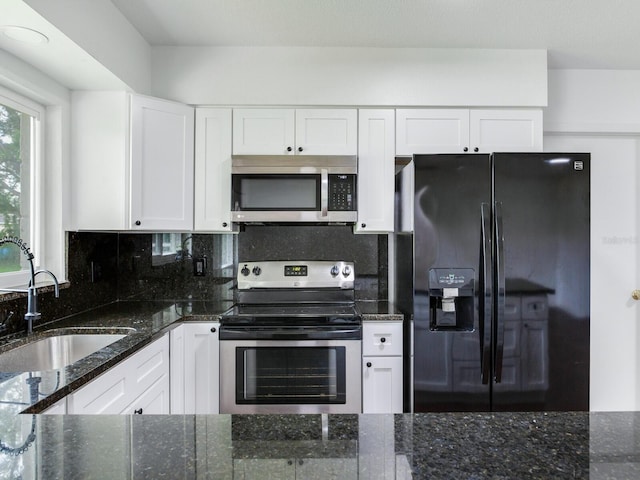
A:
[237,260,355,290]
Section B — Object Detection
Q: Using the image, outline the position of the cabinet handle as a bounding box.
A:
[463,147,469,152]
[474,147,479,152]
[135,220,141,226]
[287,146,292,152]
[134,408,143,414]
[380,337,386,343]
[366,362,372,368]
[210,326,217,333]
[298,146,303,152]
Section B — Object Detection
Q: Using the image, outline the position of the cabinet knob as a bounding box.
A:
[222,222,228,228]
[287,460,293,466]
[463,147,469,152]
[210,327,217,333]
[298,459,304,466]
[366,362,372,368]
[298,146,303,152]
[632,289,640,300]
[134,408,143,414]
[287,146,292,152]
[474,147,479,152]
[380,337,386,343]
[361,223,366,228]
[135,220,141,226]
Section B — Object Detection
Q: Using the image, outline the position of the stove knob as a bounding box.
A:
[330,265,340,277]
[342,265,352,277]
[241,265,250,276]
[252,266,262,276]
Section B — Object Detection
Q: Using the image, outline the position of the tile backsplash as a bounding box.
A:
[0,226,387,336]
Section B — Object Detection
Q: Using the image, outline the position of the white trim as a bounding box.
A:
[0,85,43,119]
[0,87,46,288]
[544,122,640,135]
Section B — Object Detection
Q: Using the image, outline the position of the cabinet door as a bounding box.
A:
[355,109,395,233]
[121,375,170,415]
[362,356,403,413]
[68,334,169,414]
[130,94,195,230]
[183,323,220,414]
[295,109,357,155]
[521,320,549,391]
[233,108,295,155]
[169,324,186,414]
[396,109,470,155]
[233,459,295,480]
[194,108,233,232]
[469,109,543,152]
[295,458,358,479]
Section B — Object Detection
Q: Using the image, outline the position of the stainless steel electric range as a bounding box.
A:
[219,260,362,414]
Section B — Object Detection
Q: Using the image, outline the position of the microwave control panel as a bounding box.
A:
[328,174,356,211]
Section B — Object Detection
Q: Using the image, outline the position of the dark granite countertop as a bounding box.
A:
[0,300,232,414]
[2,411,640,478]
[357,300,404,321]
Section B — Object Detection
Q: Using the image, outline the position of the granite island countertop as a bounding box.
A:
[2,411,640,479]
[3,301,637,479]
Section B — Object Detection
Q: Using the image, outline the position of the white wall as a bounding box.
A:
[24,0,152,94]
[545,69,640,411]
[150,47,547,107]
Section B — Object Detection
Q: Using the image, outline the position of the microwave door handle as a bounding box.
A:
[321,169,328,217]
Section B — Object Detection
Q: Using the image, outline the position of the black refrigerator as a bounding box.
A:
[394,153,590,412]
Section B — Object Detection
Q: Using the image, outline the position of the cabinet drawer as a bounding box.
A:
[363,322,403,356]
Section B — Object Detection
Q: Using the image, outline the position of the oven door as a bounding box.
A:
[220,339,361,414]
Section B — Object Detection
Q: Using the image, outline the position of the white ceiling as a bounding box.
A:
[111,0,640,70]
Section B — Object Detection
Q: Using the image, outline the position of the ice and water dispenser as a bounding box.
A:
[428,268,475,331]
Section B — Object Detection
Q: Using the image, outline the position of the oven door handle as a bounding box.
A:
[219,326,362,341]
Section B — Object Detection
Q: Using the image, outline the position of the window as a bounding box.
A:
[0,88,43,287]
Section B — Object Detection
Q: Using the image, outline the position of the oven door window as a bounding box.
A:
[232,174,320,211]
[236,346,346,404]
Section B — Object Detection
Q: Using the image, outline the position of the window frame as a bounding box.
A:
[0,86,45,289]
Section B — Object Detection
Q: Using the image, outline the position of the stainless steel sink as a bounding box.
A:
[0,333,127,372]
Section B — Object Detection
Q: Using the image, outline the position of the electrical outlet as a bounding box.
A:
[193,257,206,276]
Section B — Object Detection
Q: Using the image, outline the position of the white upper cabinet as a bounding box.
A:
[71,92,194,231]
[396,109,470,155]
[233,108,357,156]
[396,108,542,155]
[130,95,195,231]
[469,109,543,153]
[194,108,233,232]
[355,109,395,233]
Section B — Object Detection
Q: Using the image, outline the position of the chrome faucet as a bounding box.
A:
[0,237,60,334]
[25,269,60,334]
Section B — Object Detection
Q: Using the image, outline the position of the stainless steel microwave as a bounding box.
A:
[231,155,357,223]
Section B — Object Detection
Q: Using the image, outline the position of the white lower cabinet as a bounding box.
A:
[67,334,170,415]
[362,321,403,413]
[170,322,220,414]
[233,457,356,480]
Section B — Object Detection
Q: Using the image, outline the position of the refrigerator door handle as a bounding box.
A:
[493,201,506,383]
[479,203,493,385]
